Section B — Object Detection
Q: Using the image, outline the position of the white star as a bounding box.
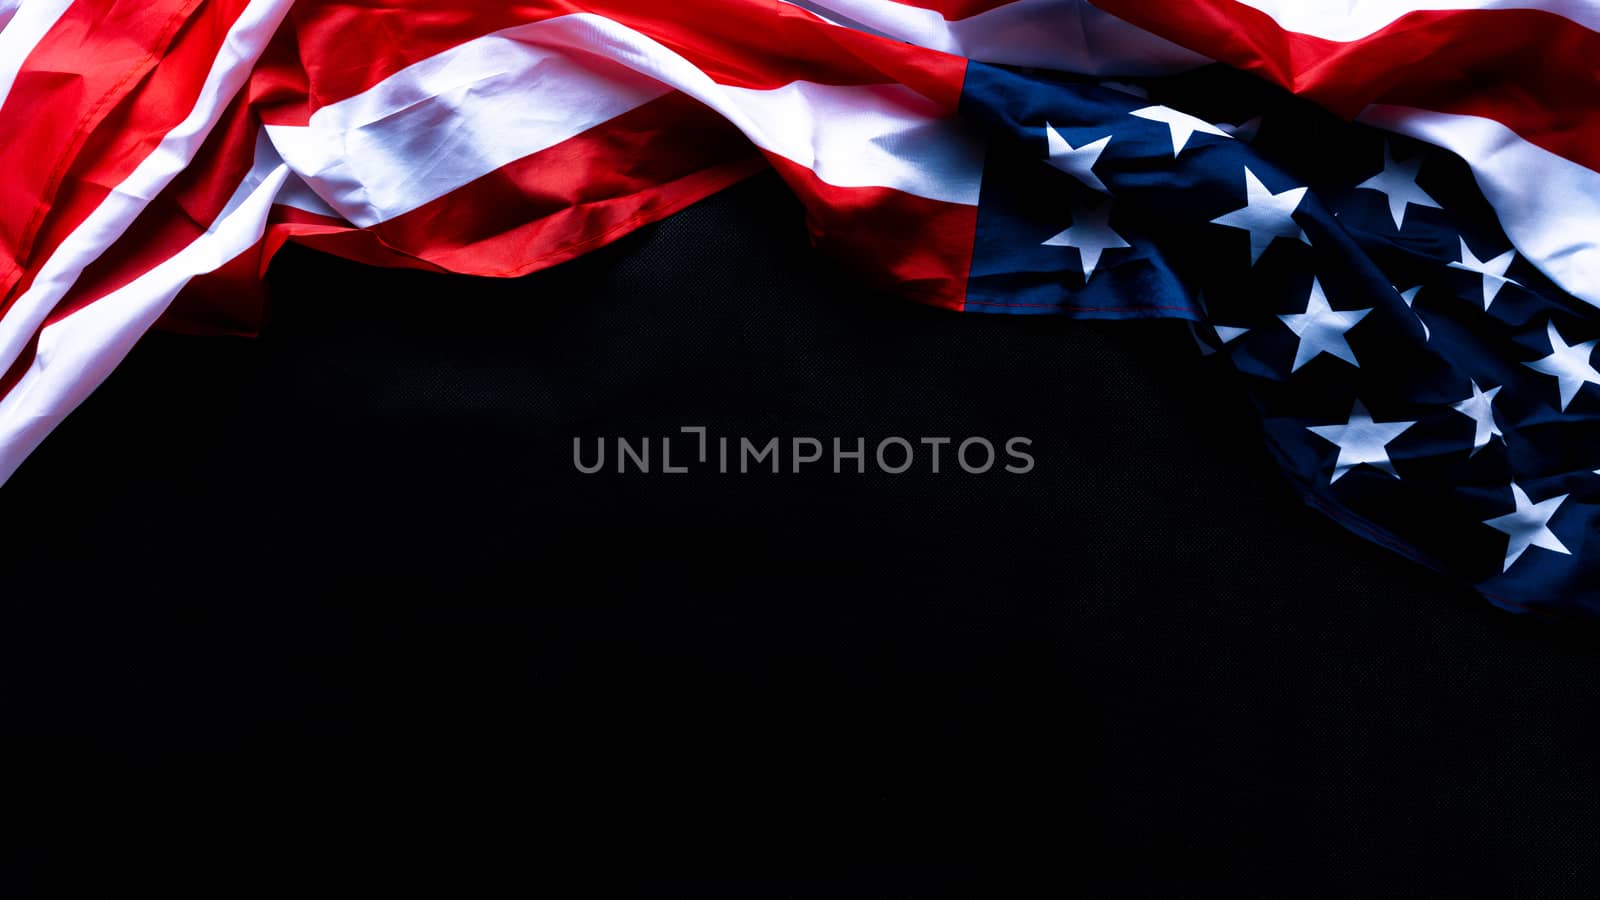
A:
[1484,483,1571,572]
[1042,200,1130,281]
[1043,123,1111,194]
[1279,278,1371,372]
[1397,285,1428,341]
[1525,319,1600,411]
[1130,105,1230,157]
[1451,380,1503,456]
[1448,238,1517,309]
[1211,167,1311,265]
[1306,400,1416,483]
[1355,141,1441,230]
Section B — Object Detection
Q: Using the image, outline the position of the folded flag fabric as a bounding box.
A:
[1,0,1597,614]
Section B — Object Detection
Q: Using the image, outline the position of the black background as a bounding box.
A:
[2,172,1597,897]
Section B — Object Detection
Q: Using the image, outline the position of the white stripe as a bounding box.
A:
[0,145,288,486]
[521,14,982,204]
[1229,0,1600,41]
[1360,104,1600,311]
[0,0,292,383]
[265,12,983,228]
[787,0,1208,72]
[263,24,673,228]
[273,173,344,219]
[720,80,982,203]
[0,0,72,110]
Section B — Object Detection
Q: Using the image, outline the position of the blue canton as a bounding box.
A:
[959,62,1600,615]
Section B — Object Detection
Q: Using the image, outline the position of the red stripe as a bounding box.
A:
[252,0,966,126]
[311,90,765,277]
[153,204,435,339]
[154,241,272,337]
[1095,1,1600,172]
[765,156,975,312]
[0,90,264,403]
[164,206,459,337]
[256,94,972,311]
[43,96,261,327]
[152,89,770,338]
[0,0,252,302]
[59,85,971,353]
[265,208,449,273]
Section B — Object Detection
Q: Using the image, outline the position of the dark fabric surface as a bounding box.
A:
[1,171,1597,898]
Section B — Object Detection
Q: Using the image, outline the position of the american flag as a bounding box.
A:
[1,0,1597,614]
